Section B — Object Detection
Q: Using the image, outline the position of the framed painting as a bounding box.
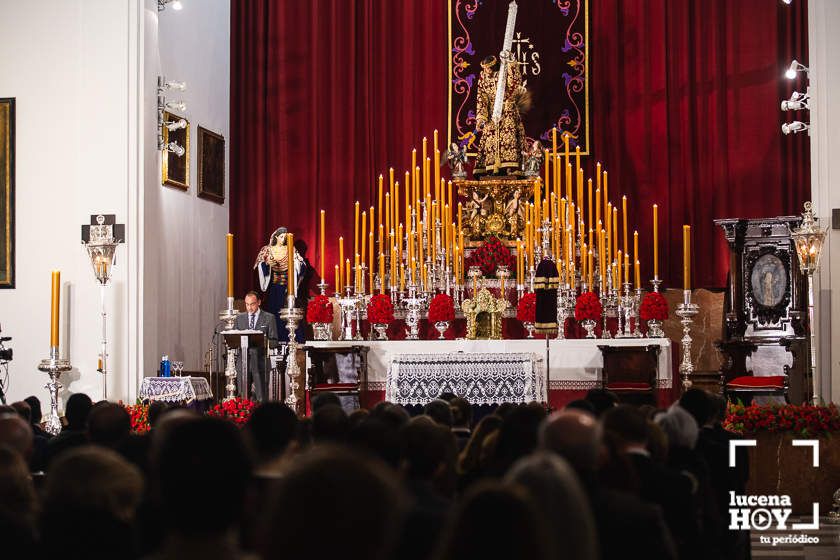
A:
[0,98,14,289]
[197,125,225,204]
[161,111,189,190]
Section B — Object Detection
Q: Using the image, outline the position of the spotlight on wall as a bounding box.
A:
[781,91,810,111]
[785,59,809,80]
[165,100,187,112]
[781,121,810,135]
[162,80,187,91]
[781,0,793,4]
[157,0,183,11]
[165,141,186,157]
[164,118,187,132]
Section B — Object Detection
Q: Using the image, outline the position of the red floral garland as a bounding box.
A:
[724,402,840,437]
[306,295,334,323]
[208,397,257,427]
[639,291,668,321]
[464,236,516,277]
[367,294,395,324]
[516,292,537,323]
[428,293,455,323]
[574,291,603,322]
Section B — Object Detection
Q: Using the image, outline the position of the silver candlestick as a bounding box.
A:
[404,281,424,340]
[650,276,662,293]
[618,283,634,338]
[219,296,239,401]
[555,285,568,340]
[38,347,72,436]
[337,287,358,341]
[675,289,699,392]
[317,279,329,295]
[633,287,644,337]
[279,296,304,411]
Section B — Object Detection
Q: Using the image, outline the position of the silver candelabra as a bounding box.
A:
[675,289,699,392]
[38,346,72,436]
[279,296,304,411]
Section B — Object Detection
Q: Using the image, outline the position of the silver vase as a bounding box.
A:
[434,321,450,339]
[647,318,665,338]
[582,319,597,339]
[312,322,332,341]
[373,323,389,341]
[524,321,536,339]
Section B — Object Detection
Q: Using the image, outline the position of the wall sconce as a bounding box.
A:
[781,91,810,112]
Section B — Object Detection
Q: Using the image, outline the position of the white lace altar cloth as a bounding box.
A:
[139,376,213,403]
[386,352,545,406]
[306,339,672,393]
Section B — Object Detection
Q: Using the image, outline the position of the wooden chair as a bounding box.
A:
[716,339,795,403]
[303,345,369,413]
[597,345,661,405]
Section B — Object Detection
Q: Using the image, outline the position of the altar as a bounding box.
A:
[305,338,673,409]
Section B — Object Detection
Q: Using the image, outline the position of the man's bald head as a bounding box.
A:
[0,413,34,460]
[538,409,601,473]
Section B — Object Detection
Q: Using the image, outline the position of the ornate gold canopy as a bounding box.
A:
[462,287,507,339]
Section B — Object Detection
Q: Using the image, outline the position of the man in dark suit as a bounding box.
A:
[234,291,278,402]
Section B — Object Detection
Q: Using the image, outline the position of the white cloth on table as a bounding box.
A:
[138,376,213,403]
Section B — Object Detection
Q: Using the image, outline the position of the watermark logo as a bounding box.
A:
[728,439,821,546]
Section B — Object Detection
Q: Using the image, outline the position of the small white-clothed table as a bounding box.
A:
[306,338,672,403]
[138,376,213,403]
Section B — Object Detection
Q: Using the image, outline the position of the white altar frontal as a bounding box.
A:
[305,338,673,408]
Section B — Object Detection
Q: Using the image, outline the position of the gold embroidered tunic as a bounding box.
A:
[473,61,527,178]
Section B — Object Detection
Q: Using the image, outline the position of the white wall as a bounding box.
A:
[808,0,840,403]
[142,0,230,376]
[0,0,144,405]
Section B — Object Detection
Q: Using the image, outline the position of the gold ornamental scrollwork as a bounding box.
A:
[462,287,507,340]
[455,178,537,244]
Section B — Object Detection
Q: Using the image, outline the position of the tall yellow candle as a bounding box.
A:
[603,171,609,214]
[346,258,351,291]
[434,149,440,203]
[624,253,630,287]
[617,250,622,287]
[653,204,659,278]
[411,149,417,201]
[287,233,295,295]
[389,167,395,219]
[226,233,234,298]
[379,251,385,294]
[635,259,641,290]
[457,202,463,240]
[319,212,325,279]
[552,127,558,160]
[354,201,360,267]
[622,195,628,259]
[395,182,401,232]
[369,231,374,293]
[385,192,391,235]
[587,179,593,248]
[588,248,594,288]
[534,181,541,226]
[595,188,601,235]
[544,149,551,196]
[577,168,583,224]
[606,203,612,264]
[378,175,383,236]
[612,207,618,264]
[339,236,344,291]
[683,225,691,290]
[575,145,581,176]
[566,163,573,206]
[335,265,340,294]
[50,270,60,347]
[599,229,605,279]
[418,222,425,286]
[526,221,533,266]
[361,211,367,267]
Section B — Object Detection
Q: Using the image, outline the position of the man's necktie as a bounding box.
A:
[249,314,255,329]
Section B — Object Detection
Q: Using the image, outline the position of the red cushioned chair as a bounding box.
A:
[717,339,791,403]
[598,345,661,406]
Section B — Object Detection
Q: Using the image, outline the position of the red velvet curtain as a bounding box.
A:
[231,0,809,292]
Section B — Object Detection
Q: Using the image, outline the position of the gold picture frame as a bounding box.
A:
[462,287,506,339]
[0,98,14,289]
[197,125,225,204]
[161,111,189,190]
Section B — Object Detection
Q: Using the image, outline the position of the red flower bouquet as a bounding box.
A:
[516,292,537,323]
[122,402,150,434]
[574,291,603,322]
[428,294,455,323]
[464,236,516,277]
[306,295,334,323]
[724,402,840,437]
[367,294,395,324]
[639,292,668,321]
[208,397,256,427]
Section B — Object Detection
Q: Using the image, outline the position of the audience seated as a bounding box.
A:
[0,388,752,560]
[435,482,552,560]
[260,446,407,560]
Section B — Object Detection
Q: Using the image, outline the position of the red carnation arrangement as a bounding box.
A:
[574,291,603,322]
[639,292,669,321]
[367,294,395,324]
[428,293,455,323]
[464,236,516,277]
[208,397,256,427]
[122,402,150,434]
[724,402,840,437]
[306,295,334,323]
[516,292,537,323]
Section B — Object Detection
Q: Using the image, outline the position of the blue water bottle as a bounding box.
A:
[160,354,171,377]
